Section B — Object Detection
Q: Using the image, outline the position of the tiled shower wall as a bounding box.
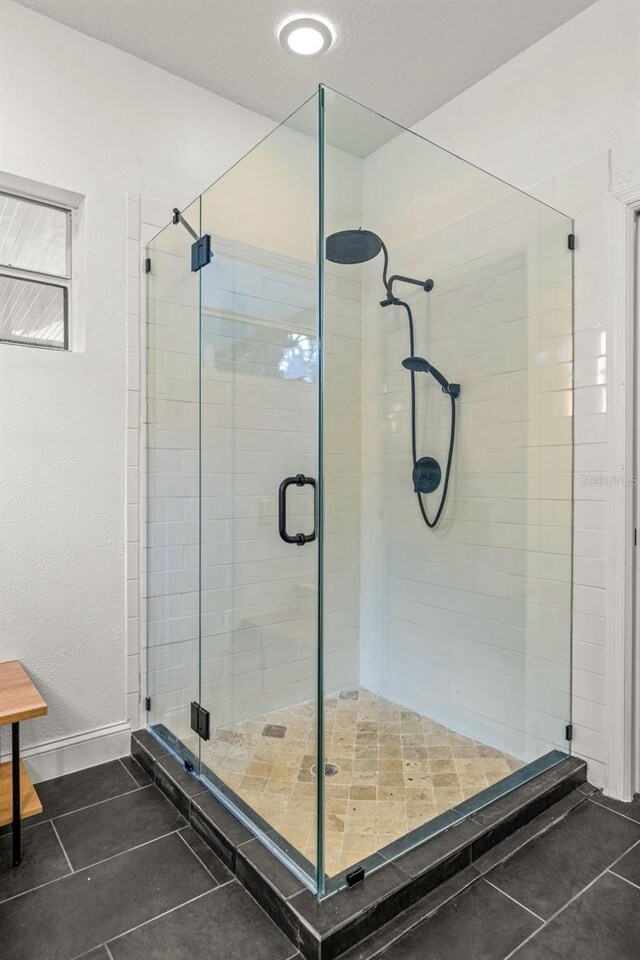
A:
[358,146,573,763]
[361,155,609,783]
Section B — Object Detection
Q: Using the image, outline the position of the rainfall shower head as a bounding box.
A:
[327,228,434,299]
[326,229,384,265]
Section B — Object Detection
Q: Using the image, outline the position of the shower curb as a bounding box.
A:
[131,730,586,960]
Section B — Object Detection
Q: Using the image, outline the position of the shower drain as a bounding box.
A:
[310,762,340,778]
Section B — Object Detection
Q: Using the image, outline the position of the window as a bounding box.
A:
[0,191,71,349]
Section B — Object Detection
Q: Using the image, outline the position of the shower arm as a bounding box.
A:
[379,240,434,303]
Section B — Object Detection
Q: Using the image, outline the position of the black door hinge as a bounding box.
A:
[346,866,365,888]
[190,701,210,741]
[184,757,194,773]
[144,696,151,712]
[567,234,575,250]
[565,724,573,742]
[145,257,151,273]
[191,234,212,272]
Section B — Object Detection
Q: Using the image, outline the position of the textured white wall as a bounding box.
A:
[411,0,640,789]
[0,0,274,774]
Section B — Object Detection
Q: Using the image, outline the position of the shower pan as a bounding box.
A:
[144,86,574,902]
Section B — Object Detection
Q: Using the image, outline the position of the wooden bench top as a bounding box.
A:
[0,661,48,725]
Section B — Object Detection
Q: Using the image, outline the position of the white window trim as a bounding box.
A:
[0,171,84,351]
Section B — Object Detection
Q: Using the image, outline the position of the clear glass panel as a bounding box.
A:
[145,196,202,764]
[144,84,573,903]
[0,193,68,277]
[320,86,573,891]
[0,274,66,347]
[196,93,320,888]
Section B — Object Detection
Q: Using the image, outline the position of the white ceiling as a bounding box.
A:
[14,0,596,126]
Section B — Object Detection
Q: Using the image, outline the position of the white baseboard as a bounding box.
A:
[0,720,132,784]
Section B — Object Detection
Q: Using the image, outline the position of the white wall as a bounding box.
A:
[412,0,640,790]
[0,0,274,777]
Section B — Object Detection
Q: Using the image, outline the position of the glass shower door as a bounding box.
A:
[319,86,573,894]
[196,94,322,886]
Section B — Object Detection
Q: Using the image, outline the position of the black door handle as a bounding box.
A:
[278,474,316,545]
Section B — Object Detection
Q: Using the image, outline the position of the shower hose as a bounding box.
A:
[396,297,457,528]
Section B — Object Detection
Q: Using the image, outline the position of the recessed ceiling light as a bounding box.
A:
[278,17,334,57]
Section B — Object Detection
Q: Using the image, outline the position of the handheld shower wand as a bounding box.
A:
[401,356,460,398]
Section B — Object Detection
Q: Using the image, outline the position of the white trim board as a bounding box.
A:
[606,182,640,801]
[0,720,131,784]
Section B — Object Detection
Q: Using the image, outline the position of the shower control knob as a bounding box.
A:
[412,456,441,494]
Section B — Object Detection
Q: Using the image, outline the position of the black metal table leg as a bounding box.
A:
[12,721,20,867]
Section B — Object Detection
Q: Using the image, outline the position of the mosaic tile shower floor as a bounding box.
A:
[198,688,524,877]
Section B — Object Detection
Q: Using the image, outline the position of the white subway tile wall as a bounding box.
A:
[353,146,573,763]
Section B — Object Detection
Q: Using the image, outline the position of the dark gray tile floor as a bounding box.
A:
[352,791,640,960]
[0,757,300,960]
[1,759,639,960]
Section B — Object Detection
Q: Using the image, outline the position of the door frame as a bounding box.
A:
[607,184,640,800]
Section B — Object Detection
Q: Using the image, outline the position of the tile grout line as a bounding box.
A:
[67,887,236,960]
[50,785,144,824]
[50,819,75,875]
[588,795,640,825]
[0,816,53,840]
[608,868,640,892]
[65,888,218,960]
[360,870,484,960]
[475,792,590,875]
[103,886,218,949]
[1,764,151,842]
[238,878,301,955]
[132,740,168,775]
[482,877,545,923]
[500,836,640,960]
[175,827,223,884]
[118,755,149,788]
[0,829,186,904]
[0,766,149,842]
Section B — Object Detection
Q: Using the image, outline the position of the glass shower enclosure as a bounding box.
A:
[145,86,573,899]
